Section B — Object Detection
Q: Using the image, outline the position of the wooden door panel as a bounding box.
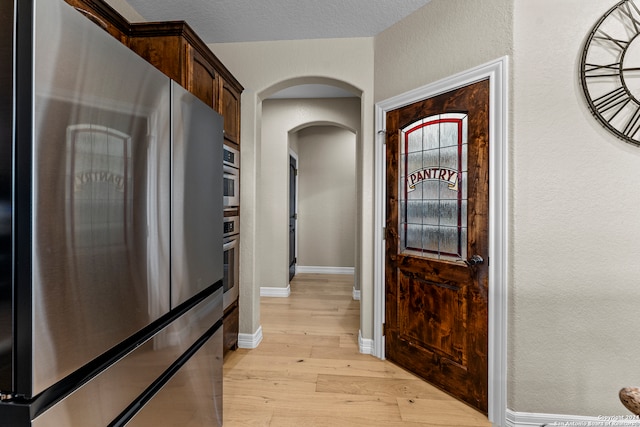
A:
[385,79,489,413]
[399,273,467,364]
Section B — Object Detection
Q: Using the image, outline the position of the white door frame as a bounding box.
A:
[373,56,509,425]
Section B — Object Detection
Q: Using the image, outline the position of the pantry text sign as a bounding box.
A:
[406,167,459,192]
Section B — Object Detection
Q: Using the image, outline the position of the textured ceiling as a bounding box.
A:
[125,0,432,44]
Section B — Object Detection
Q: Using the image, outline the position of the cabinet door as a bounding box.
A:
[223,302,239,356]
[221,79,241,146]
[190,49,219,110]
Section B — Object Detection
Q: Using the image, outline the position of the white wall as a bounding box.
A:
[510,0,640,416]
[297,125,356,268]
[102,0,144,22]
[374,0,513,103]
[206,39,374,338]
[289,127,299,154]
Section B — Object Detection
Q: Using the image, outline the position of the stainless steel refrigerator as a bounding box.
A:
[0,0,224,425]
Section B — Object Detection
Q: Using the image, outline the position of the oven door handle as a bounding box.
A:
[223,237,238,250]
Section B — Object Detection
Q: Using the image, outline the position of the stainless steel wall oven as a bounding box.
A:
[223,216,239,310]
[223,144,240,208]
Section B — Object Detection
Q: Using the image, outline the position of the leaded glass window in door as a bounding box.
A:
[399,113,468,261]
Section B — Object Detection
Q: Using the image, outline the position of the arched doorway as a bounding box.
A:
[288,124,357,279]
[254,78,366,345]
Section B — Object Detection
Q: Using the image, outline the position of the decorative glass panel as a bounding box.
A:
[399,113,468,261]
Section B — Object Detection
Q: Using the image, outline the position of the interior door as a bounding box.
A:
[289,154,297,281]
[385,79,489,413]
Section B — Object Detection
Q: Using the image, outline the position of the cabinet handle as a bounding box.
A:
[74,8,109,32]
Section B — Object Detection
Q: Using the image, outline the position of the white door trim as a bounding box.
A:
[373,56,509,425]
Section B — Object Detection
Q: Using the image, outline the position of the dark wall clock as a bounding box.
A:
[580,0,640,146]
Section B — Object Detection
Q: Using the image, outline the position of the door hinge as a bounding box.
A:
[382,322,386,336]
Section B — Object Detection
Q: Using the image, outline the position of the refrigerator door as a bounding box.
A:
[124,326,223,427]
[29,0,171,396]
[171,82,224,307]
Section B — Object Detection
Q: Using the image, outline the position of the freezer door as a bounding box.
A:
[171,82,224,307]
[32,289,223,427]
[29,0,171,396]
[124,326,223,427]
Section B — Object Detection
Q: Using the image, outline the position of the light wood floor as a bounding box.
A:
[223,273,491,427]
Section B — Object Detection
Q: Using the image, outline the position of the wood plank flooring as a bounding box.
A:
[223,273,491,427]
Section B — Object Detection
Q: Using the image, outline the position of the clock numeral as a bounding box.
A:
[593,29,630,53]
[592,86,640,139]
[623,106,640,138]
[616,0,640,34]
[593,86,631,118]
[584,62,622,78]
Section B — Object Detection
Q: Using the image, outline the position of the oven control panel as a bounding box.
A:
[223,216,239,237]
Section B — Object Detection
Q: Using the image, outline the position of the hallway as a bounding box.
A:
[222,273,491,426]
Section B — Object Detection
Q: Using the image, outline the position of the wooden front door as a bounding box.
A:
[385,79,490,413]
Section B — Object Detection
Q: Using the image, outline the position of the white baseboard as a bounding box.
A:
[260,285,291,297]
[352,287,361,301]
[296,266,355,275]
[237,325,263,349]
[503,409,639,427]
[358,330,374,355]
